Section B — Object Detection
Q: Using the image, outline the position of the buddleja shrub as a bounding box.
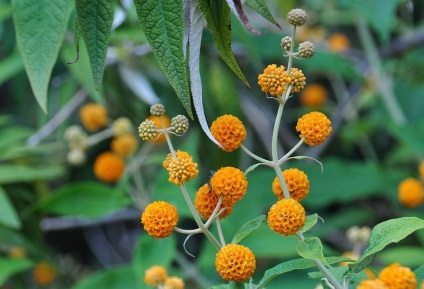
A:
[137,9,424,289]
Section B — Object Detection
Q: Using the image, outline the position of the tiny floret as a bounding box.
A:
[357,279,388,289]
[163,276,185,289]
[210,115,246,152]
[300,83,327,107]
[379,263,417,289]
[93,152,125,183]
[215,244,256,282]
[163,150,199,186]
[267,198,306,236]
[33,262,57,285]
[144,265,168,286]
[194,184,233,220]
[296,111,332,146]
[171,115,189,134]
[272,168,310,201]
[281,36,292,51]
[111,134,138,157]
[141,201,178,238]
[80,103,108,131]
[210,167,248,205]
[150,103,166,116]
[287,8,307,26]
[112,117,133,136]
[138,119,158,141]
[298,41,315,58]
[288,68,306,93]
[258,64,291,96]
[398,178,423,208]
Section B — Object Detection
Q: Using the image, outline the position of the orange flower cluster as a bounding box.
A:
[210,114,246,152]
[357,279,388,289]
[141,201,178,238]
[144,265,184,289]
[33,262,57,285]
[163,276,185,289]
[163,150,199,186]
[79,103,108,131]
[210,167,248,205]
[398,178,423,208]
[288,68,306,93]
[258,64,291,96]
[379,263,417,289]
[267,198,306,236]
[300,83,328,107]
[194,184,233,220]
[327,33,350,52]
[296,111,332,146]
[111,134,138,157]
[215,244,256,282]
[93,152,125,183]
[272,168,310,201]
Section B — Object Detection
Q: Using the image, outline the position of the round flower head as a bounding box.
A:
[147,115,171,144]
[210,167,248,205]
[288,68,306,93]
[33,262,57,285]
[300,83,328,107]
[171,115,189,134]
[138,119,157,141]
[398,178,423,208]
[298,41,315,58]
[112,117,133,136]
[164,276,185,289]
[194,184,234,220]
[80,103,108,131]
[67,149,86,166]
[419,161,424,180]
[287,8,307,26]
[267,198,306,236]
[93,152,125,183]
[357,280,388,289]
[163,150,199,186]
[258,64,291,96]
[150,103,166,116]
[296,111,332,146]
[111,134,138,157]
[210,115,246,152]
[215,244,256,282]
[272,168,310,201]
[144,265,168,286]
[141,201,178,238]
[379,263,417,289]
[64,125,88,150]
[281,36,292,51]
[327,33,350,52]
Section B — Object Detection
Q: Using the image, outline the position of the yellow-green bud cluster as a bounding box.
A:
[171,115,189,134]
[112,117,133,136]
[150,103,166,116]
[298,41,315,58]
[138,119,158,140]
[281,36,292,51]
[64,125,88,150]
[287,8,307,26]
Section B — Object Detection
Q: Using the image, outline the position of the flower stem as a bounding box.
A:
[278,137,305,165]
[240,144,273,166]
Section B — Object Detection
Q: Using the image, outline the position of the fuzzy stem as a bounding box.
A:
[86,127,114,146]
[215,218,226,246]
[278,137,305,165]
[240,144,273,166]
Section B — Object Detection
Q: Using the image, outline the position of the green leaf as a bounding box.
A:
[308,266,368,287]
[245,0,280,27]
[302,214,319,233]
[71,265,137,289]
[75,0,115,90]
[134,0,192,118]
[0,186,21,229]
[39,182,130,218]
[0,258,34,286]
[350,217,424,273]
[296,237,329,266]
[0,52,24,86]
[0,164,65,184]
[12,0,74,112]
[197,0,249,87]
[415,265,424,285]
[231,215,266,244]
[257,256,348,288]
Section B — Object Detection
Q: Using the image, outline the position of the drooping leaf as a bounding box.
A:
[350,217,424,273]
[75,0,115,90]
[296,237,329,266]
[12,0,74,112]
[39,182,130,218]
[0,258,34,286]
[225,0,260,34]
[188,0,223,148]
[245,0,280,27]
[134,0,193,118]
[0,186,21,229]
[71,265,137,289]
[197,0,249,87]
[0,164,65,185]
[302,214,319,233]
[231,215,266,244]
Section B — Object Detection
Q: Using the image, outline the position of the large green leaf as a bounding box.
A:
[0,187,20,229]
[197,0,249,87]
[39,182,130,218]
[296,237,329,266]
[350,217,424,273]
[0,164,65,184]
[75,0,115,91]
[134,0,192,118]
[12,0,74,112]
[0,258,34,286]
[71,265,137,289]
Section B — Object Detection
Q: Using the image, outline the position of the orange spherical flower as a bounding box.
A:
[357,279,389,289]
[144,265,168,286]
[272,168,310,201]
[267,198,306,236]
[379,263,417,289]
[327,33,350,52]
[80,103,108,131]
[111,134,138,157]
[141,201,178,238]
[162,150,198,186]
[194,184,234,220]
[215,244,256,282]
[419,161,424,180]
[288,68,306,93]
[398,178,424,208]
[33,262,57,285]
[296,111,332,146]
[93,152,125,183]
[163,276,185,289]
[147,115,171,144]
[210,115,247,152]
[258,64,291,96]
[300,83,328,107]
[210,167,248,205]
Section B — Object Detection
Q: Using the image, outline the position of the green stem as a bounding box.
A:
[240,144,273,166]
[216,218,226,246]
[87,127,114,146]
[287,26,297,72]
[278,138,305,165]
